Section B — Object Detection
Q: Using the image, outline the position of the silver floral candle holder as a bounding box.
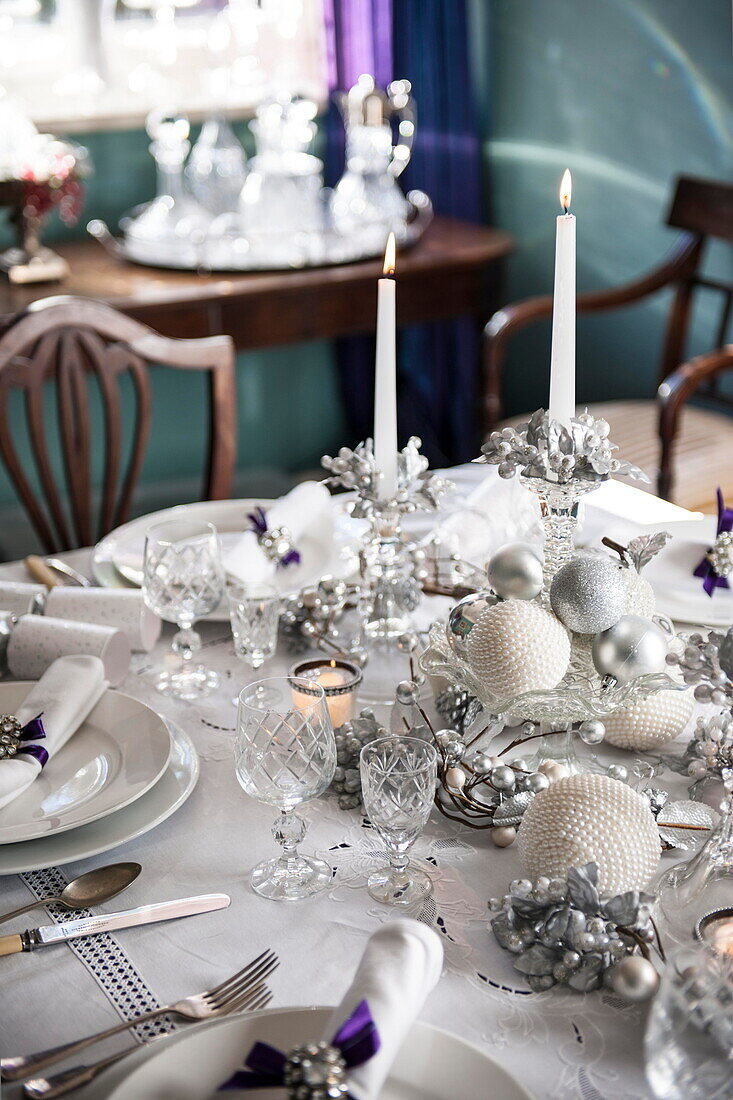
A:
[478,409,648,596]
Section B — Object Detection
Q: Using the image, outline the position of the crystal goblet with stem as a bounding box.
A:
[143,519,225,700]
[235,677,336,901]
[360,735,438,907]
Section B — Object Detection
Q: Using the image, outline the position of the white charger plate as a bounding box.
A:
[91,499,361,621]
[95,1007,533,1100]
[0,684,171,844]
[0,722,197,874]
[642,516,733,627]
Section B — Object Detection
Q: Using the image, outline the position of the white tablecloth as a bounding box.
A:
[0,465,706,1100]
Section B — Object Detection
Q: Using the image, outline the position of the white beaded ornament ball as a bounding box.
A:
[517,773,661,895]
[621,568,656,619]
[603,688,694,751]
[465,599,571,699]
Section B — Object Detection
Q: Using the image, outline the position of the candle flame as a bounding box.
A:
[383,232,396,276]
[329,659,336,668]
[559,169,572,213]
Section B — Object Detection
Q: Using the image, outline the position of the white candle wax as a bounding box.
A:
[374,233,398,500]
[548,170,576,429]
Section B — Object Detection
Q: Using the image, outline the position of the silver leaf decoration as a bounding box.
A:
[626,532,673,573]
[493,790,534,827]
[657,800,719,850]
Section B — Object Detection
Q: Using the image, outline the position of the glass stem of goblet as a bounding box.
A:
[388,848,410,877]
[172,620,200,666]
[273,810,306,870]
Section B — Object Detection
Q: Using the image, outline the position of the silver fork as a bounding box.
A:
[22,985,273,1099]
[1,948,278,1082]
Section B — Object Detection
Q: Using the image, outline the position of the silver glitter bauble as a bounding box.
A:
[549,555,627,634]
[487,542,543,601]
[608,956,660,1002]
[447,590,499,655]
[592,615,669,685]
[603,688,694,751]
[517,773,661,894]
[465,599,571,699]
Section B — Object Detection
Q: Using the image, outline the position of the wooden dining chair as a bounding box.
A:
[0,296,237,553]
[483,176,733,511]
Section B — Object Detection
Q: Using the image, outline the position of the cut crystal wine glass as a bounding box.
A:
[229,582,280,670]
[235,677,336,901]
[360,735,437,907]
[143,519,225,700]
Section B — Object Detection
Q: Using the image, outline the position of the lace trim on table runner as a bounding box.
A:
[19,867,177,1043]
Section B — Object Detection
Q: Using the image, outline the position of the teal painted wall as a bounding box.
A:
[486,0,733,417]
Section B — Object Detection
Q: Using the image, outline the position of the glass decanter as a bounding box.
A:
[239,96,324,266]
[122,110,210,267]
[329,75,415,245]
[186,114,247,217]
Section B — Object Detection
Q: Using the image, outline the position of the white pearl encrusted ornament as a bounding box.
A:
[465,599,571,700]
[603,688,695,751]
[517,773,661,895]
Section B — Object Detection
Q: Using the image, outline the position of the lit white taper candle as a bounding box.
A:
[374,232,398,500]
[548,170,576,428]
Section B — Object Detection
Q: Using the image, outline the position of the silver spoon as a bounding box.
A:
[0,862,141,926]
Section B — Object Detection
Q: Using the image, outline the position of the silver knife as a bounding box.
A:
[0,893,230,956]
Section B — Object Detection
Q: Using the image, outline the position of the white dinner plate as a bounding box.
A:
[96,1007,533,1100]
[642,516,733,627]
[0,684,171,844]
[0,722,198,874]
[91,498,361,621]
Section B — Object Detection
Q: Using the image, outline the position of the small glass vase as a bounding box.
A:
[519,474,602,596]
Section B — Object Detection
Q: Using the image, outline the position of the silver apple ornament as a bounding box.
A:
[592,615,668,685]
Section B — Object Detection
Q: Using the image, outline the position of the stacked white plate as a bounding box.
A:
[0,682,199,875]
[92,498,363,621]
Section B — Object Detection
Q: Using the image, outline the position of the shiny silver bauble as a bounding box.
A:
[487,542,544,601]
[447,590,499,655]
[592,615,669,685]
[550,555,627,634]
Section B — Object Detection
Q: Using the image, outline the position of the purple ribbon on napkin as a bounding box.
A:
[13,714,48,767]
[246,507,302,569]
[220,999,379,1094]
[694,488,733,597]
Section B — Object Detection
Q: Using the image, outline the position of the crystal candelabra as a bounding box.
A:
[322,437,451,702]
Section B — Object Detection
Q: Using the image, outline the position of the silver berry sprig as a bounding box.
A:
[665,629,733,706]
[488,861,661,1000]
[477,409,648,485]
[322,436,452,517]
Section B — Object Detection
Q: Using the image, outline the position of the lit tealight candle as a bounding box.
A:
[289,658,362,729]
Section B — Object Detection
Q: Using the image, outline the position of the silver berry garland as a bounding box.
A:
[488,861,660,997]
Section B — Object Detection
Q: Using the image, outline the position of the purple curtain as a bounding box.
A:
[324,0,484,463]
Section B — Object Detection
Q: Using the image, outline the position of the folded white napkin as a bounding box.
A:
[324,919,443,1100]
[0,655,108,812]
[223,481,333,583]
[428,472,540,565]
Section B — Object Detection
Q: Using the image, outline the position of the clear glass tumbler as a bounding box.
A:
[360,735,437,907]
[645,942,733,1100]
[235,677,336,901]
[229,582,280,670]
[143,519,224,700]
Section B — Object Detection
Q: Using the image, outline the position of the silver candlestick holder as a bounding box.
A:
[478,408,647,596]
[322,437,451,702]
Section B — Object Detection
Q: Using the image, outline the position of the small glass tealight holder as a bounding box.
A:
[289,658,363,730]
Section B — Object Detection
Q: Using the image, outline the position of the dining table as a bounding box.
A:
[0,462,711,1100]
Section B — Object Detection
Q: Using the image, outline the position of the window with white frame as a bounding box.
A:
[0,0,328,133]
